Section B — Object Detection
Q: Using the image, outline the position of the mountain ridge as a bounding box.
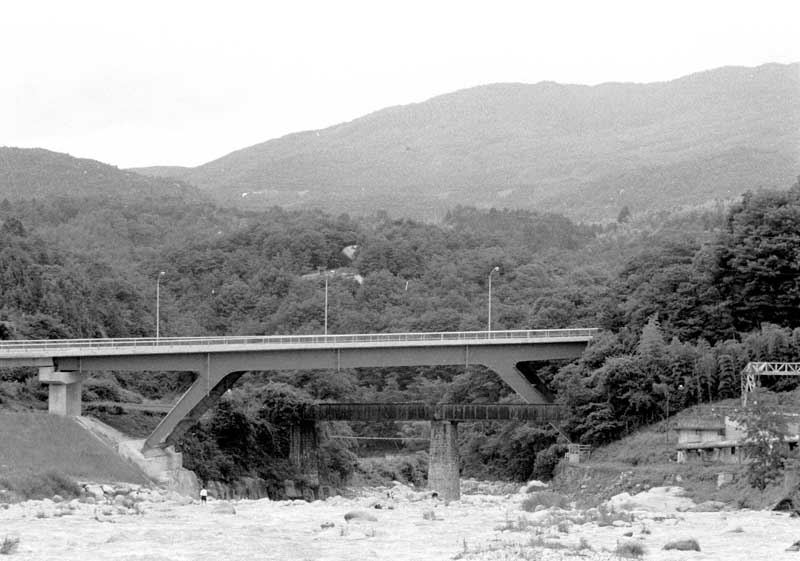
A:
[0,147,200,202]
[130,62,798,220]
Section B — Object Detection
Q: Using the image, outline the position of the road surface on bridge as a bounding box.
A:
[0,329,597,362]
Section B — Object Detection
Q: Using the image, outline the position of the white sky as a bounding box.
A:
[4,0,799,168]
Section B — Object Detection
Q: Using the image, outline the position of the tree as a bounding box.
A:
[734,390,794,490]
[711,187,800,332]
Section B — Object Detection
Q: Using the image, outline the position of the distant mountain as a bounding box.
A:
[0,148,198,201]
[132,165,192,179]
[136,63,799,220]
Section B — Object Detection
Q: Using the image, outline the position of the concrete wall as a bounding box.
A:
[428,421,460,501]
[289,421,320,488]
[39,368,86,417]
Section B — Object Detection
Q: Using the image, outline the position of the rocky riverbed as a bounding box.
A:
[1,481,799,560]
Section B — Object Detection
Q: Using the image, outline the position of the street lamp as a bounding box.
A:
[156,271,165,339]
[487,266,500,332]
[665,383,685,443]
[318,268,328,336]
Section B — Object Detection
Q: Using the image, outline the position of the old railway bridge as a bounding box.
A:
[0,328,596,499]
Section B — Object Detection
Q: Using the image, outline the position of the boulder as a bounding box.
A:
[521,480,549,494]
[663,538,701,551]
[773,497,798,512]
[344,510,378,522]
[284,479,303,500]
[606,487,694,513]
[690,500,726,512]
[85,485,104,500]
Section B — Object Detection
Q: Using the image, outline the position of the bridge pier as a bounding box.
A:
[428,420,460,501]
[39,367,86,416]
[289,421,320,487]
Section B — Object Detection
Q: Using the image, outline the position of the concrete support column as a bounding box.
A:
[39,367,86,417]
[289,421,320,487]
[428,420,460,501]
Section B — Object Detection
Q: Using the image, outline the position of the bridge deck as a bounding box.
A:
[0,329,597,360]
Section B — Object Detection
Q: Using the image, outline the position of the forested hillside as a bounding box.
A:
[0,147,197,201]
[134,63,800,220]
[1,171,798,489]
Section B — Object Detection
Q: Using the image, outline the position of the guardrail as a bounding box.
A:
[0,328,598,354]
[288,402,564,422]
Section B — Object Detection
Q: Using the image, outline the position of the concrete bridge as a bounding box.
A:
[0,328,596,498]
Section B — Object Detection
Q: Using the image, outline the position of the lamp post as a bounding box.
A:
[665,387,671,443]
[487,266,500,332]
[156,271,165,339]
[666,383,685,443]
[318,268,328,336]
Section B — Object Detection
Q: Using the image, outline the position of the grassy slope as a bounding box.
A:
[551,403,792,509]
[0,411,147,484]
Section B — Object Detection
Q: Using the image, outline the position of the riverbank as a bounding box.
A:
[2,481,800,560]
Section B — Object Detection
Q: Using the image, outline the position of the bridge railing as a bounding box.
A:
[0,328,598,354]
[299,402,564,422]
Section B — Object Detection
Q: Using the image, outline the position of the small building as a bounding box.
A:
[566,443,591,464]
[676,413,800,464]
[675,416,742,464]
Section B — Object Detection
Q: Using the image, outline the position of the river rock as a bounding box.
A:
[344,510,378,522]
[691,500,726,512]
[85,485,104,500]
[663,538,701,551]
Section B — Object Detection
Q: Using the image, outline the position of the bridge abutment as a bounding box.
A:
[289,421,320,487]
[428,420,460,501]
[39,367,86,416]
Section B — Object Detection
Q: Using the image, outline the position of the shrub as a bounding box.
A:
[81,377,142,403]
[532,443,567,480]
[615,540,646,558]
[0,536,19,555]
[577,536,591,550]
[355,452,428,487]
[0,471,81,501]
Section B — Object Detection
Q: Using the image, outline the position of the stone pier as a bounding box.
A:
[38,367,86,416]
[289,421,320,487]
[428,420,460,500]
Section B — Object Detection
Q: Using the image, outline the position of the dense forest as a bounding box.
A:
[1,177,798,489]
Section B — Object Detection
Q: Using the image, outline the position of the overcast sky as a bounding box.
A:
[4,0,799,168]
